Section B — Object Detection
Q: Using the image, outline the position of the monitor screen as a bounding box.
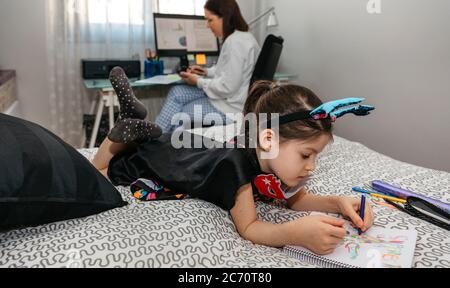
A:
[154,13,220,57]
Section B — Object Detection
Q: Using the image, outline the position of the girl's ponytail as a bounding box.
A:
[244,80,274,115]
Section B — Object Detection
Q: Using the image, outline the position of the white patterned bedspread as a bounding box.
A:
[1,133,449,268]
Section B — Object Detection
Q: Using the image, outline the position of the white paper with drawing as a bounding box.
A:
[284,213,417,268]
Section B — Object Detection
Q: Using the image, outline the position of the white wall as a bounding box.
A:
[0,0,51,128]
[259,0,450,172]
[236,0,259,29]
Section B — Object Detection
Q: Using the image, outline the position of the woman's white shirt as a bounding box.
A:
[197,30,260,115]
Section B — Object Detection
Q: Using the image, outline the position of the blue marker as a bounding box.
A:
[352,187,372,195]
[352,186,394,197]
[358,195,366,235]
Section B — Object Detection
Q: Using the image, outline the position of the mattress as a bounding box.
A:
[1,131,449,268]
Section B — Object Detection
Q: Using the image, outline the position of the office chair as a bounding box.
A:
[250,34,284,87]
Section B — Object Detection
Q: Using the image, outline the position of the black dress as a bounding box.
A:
[108,133,303,210]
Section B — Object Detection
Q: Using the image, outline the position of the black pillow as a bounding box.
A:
[0,113,127,230]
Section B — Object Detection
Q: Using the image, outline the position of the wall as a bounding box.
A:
[259,0,450,172]
[0,0,51,128]
[237,0,259,26]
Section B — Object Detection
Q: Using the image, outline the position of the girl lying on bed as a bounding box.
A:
[92,67,375,255]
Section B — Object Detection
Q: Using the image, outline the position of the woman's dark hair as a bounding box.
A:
[243,80,333,143]
[204,0,249,41]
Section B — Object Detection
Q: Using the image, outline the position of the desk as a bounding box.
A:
[83,76,184,149]
[83,73,297,148]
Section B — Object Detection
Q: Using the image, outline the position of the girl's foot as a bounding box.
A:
[108,119,162,144]
[109,66,148,120]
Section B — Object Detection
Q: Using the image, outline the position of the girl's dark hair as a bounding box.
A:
[243,81,333,142]
[204,0,249,41]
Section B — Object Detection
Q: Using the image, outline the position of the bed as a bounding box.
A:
[1,126,449,268]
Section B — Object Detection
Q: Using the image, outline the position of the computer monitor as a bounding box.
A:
[153,13,220,57]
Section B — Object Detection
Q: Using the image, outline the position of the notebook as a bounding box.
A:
[284,214,417,268]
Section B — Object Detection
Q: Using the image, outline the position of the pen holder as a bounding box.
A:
[144,60,164,78]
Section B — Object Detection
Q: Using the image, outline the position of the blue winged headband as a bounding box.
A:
[276,98,375,126]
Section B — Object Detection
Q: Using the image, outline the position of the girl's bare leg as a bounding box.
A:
[92,138,129,172]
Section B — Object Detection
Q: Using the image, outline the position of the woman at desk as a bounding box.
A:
[155,0,260,133]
